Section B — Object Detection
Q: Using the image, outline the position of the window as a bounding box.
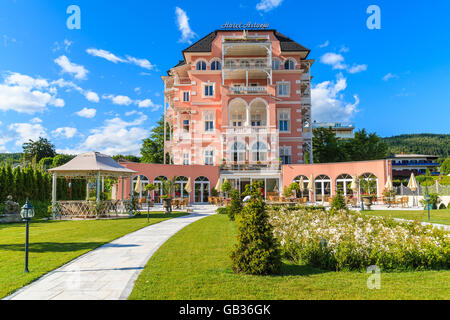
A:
[277,82,290,97]
[231,142,246,162]
[251,113,262,127]
[278,110,290,132]
[211,60,221,70]
[255,59,265,68]
[280,146,292,164]
[240,60,250,68]
[196,60,207,70]
[183,120,190,132]
[204,111,215,132]
[205,150,214,165]
[251,142,267,162]
[284,59,295,70]
[272,59,281,70]
[204,84,214,97]
[183,91,190,102]
[183,154,190,165]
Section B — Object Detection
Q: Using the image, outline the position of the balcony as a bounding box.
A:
[392,162,440,167]
[229,86,267,95]
[224,58,271,71]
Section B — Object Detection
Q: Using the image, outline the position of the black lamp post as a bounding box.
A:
[20,198,35,273]
[425,194,431,222]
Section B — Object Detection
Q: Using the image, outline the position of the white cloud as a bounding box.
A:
[0,72,64,114]
[54,55,88,80]
[136,98,161,111]
[53,39,73,52]
[320,53,347,70]
[339,46,350,53]
[51,78,99,103]
[84,91,100,103]
[319,40,329,48]
[87,48,156,71]
[348,64,368,74]
[76,107,96,118]
[62,115,149,156]
[256,0,283,12]
[9,122,47,146]
[103,94,133,106]
[175,7,196,44]
[86,48,126,64]
[30,117,42,123]
[311,73,359,122]
[383,73,399,81]
[52,127,77,139]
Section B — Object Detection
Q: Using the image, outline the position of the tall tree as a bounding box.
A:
[312,127,346,163]
[22,137,56,162]
[140,115,170,164]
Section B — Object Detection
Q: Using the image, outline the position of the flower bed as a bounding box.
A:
[268,207,450,271]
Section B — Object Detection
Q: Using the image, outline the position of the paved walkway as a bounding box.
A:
[5,205,217,300]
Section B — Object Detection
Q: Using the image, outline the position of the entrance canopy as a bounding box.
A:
[49,152,136,178]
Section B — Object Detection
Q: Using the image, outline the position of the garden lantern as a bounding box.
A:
[20,198,35,273]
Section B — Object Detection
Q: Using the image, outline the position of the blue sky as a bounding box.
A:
[0,0,449,155]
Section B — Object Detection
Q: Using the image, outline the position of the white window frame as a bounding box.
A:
[277,81,291,97]
[284,58,296,70]
[272,58,281,70]
[182,119,190,133]
[203,111,215,133]
[278,109,291,132]
[182,91,190,102]
[196,60,207,71]
[280,146,292,164]
[183,153,190,165]
[202,82,215,98]
[210,59,222,71]
[204,149,214,165]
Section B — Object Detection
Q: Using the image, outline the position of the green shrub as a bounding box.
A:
[216,207,228,215]
[30,200,51,220]
[330,191,347,213]
[227,189,242,221]
[230,182,281,275]
[439,203,447,210]
[211,188,219,197]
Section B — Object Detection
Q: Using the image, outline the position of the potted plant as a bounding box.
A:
[161,178,174,213]
[361,193,375,209]
[221,180,232,198]
[420,192,441,210]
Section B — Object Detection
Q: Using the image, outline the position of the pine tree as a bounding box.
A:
[230,181,281,275]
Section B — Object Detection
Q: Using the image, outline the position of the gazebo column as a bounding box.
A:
[86,178,89,201]
[96,171,101,202]
[52,173,57,220]
[121,177,125,200]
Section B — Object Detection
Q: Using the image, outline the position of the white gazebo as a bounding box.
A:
[48,152,136,219]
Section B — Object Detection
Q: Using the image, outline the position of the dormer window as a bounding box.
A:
[196,61,207,70]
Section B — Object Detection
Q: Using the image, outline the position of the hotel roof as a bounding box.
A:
[182,29,310,54]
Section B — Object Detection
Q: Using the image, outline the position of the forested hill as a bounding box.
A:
[0,153,22,164]
[382,134,449,158]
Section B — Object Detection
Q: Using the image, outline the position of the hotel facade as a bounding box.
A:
[116,29,391,204]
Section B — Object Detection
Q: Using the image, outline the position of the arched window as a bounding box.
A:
[196,60,207,70]
[211,60,221,70]
[231,142,246,162]
[174,176,189,198]
[336,174,354,197]
[284,59,296,70]
[294,175,309,200]
[359,173,378,196]
[251,141,267,162]
[153,176,168,203]
[194,176,210,203]
[132,175,149,197]
[272,59,281,70]
[315,175,331,202]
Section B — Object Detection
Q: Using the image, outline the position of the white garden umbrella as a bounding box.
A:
[184,178,192,194]
[215,178,222,192]
[134,175,143,197]
[385,175,393,191]
[407,173,418,207]
[307,174,314,202]
[299,176,305,198]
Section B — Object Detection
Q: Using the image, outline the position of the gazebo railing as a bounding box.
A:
[53,200,127,219]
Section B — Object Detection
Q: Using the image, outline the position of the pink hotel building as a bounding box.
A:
[117,29,391,204]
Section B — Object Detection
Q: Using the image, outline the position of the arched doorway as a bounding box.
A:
[154,176,167,204]
[174,176,189,199]
[194,176,210,203]
[293,175,309,200]
[359,173,378,196]
[132,175,149,198]
[315,175,331,202]
[336,174,353,197]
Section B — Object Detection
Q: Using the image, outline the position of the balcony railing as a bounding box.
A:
[392,162,440,166]
[230,86,267,94]
[224,58,271,70]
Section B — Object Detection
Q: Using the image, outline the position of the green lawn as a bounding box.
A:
[129,214,450,300]
[363,209,450,226]
[0,212,185,299]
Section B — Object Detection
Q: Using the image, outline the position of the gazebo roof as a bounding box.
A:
[49,152,137,178]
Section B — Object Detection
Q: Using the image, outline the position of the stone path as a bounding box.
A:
[4,205,216,300]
